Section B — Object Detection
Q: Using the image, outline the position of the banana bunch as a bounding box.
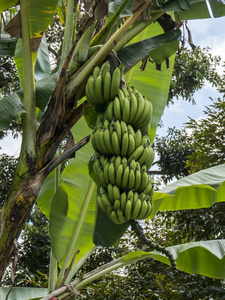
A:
[92,122,154,169]
[103,86,153,134]
[86,62,155,224]
[93,153,153,193]
[85,61,124,108]
[97,184,153,224]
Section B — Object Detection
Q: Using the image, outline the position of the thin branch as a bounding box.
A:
[43,135,90,177]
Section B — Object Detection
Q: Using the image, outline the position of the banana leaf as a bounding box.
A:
[0,287,47,300]
[0,37,17,56]
[120,22,175,143]
[0,93,25,131]
[150,164,225,218]
[120,239,225,279]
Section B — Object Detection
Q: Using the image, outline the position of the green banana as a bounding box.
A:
[121,166,129,190]
[103,128,114,155]
[129,158,136,172]
[97,194,107,212]
[114,155,122,171]
[98,167,107,188]
[114,199,121,211]
[93,66,100,79]
[143,201,153,219]
[107,184,114,203]
[122,96,130,124]
[136,200,147,219]
[113,185,121,202]
[114,120,122,146]
[131,198,142,219]
[128,169,135,190]
[127,133,136,157]
[127,190,134,206]
[137,145,149,165]
[120,192,127,213]
[103,163,110,185]
[136,97,150,128]
[110,210,121,224]
[112,131,121,156]
[139,171,149,192]
[113,96,122,121]
[129,91,138,123]
[116,164,124,187]
[120,120,128,135]
[95,75,105,104]
[117,209,127,223]
[135,129,142,149]
[85,81,96,106]
[134,169,142,191]
[121,131,129,157]
[110,67,121,100]
[87,76,98,104]
[104,101,114,122]
[103,71,111,102]
[108,162,116,185]
[122,86,129,97]
[101,193,111,209]
[132,92,145,125]
[125,199,132,220]
[127,145,145,164]
[127,124,135,137]
[101,61,110,79]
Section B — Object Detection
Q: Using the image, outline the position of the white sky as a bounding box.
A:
[1,14,225,155]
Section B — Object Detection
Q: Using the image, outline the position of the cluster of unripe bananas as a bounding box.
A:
[86,61,154,224]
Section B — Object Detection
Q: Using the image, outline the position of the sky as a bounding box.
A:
[1,12,225,156]
[157,16,225,136]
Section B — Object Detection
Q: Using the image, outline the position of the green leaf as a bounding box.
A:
[14,35,52,87]
[0,0,18,13]
[151,164,225,217]
[209,0,225,18]
[0,93,26,131]
[34,34,51,81]
[14,38,37,87]
[120,240,225,279]
[117,29,181,70]
[27,0,58,39]
[37,171,57,219]
[49,117,95,270]
[93,206,129,247]
[0,287,47,300]
[0,37,17,56]
[84,105,99,129]
[118,22,176,142]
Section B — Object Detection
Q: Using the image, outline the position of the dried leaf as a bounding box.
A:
[79,0,109,33]
[157,13,176,32]
[4,12,21,38]
[132,0,152,21]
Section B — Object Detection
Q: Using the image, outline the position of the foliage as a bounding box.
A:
[0,154,17,207]
[154,97,225,184]
[168,46,223,105]
[80,222,225,299]
[153,127,194,184]
[186,97,225,173]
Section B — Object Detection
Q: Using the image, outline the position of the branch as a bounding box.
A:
[43,135,91,177]
[129,220,177,271]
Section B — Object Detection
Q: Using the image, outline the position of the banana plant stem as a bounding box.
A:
[60,0,77,69]
[65,0,152,100]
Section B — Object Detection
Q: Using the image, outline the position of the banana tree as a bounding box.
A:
[1,0,225,298]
